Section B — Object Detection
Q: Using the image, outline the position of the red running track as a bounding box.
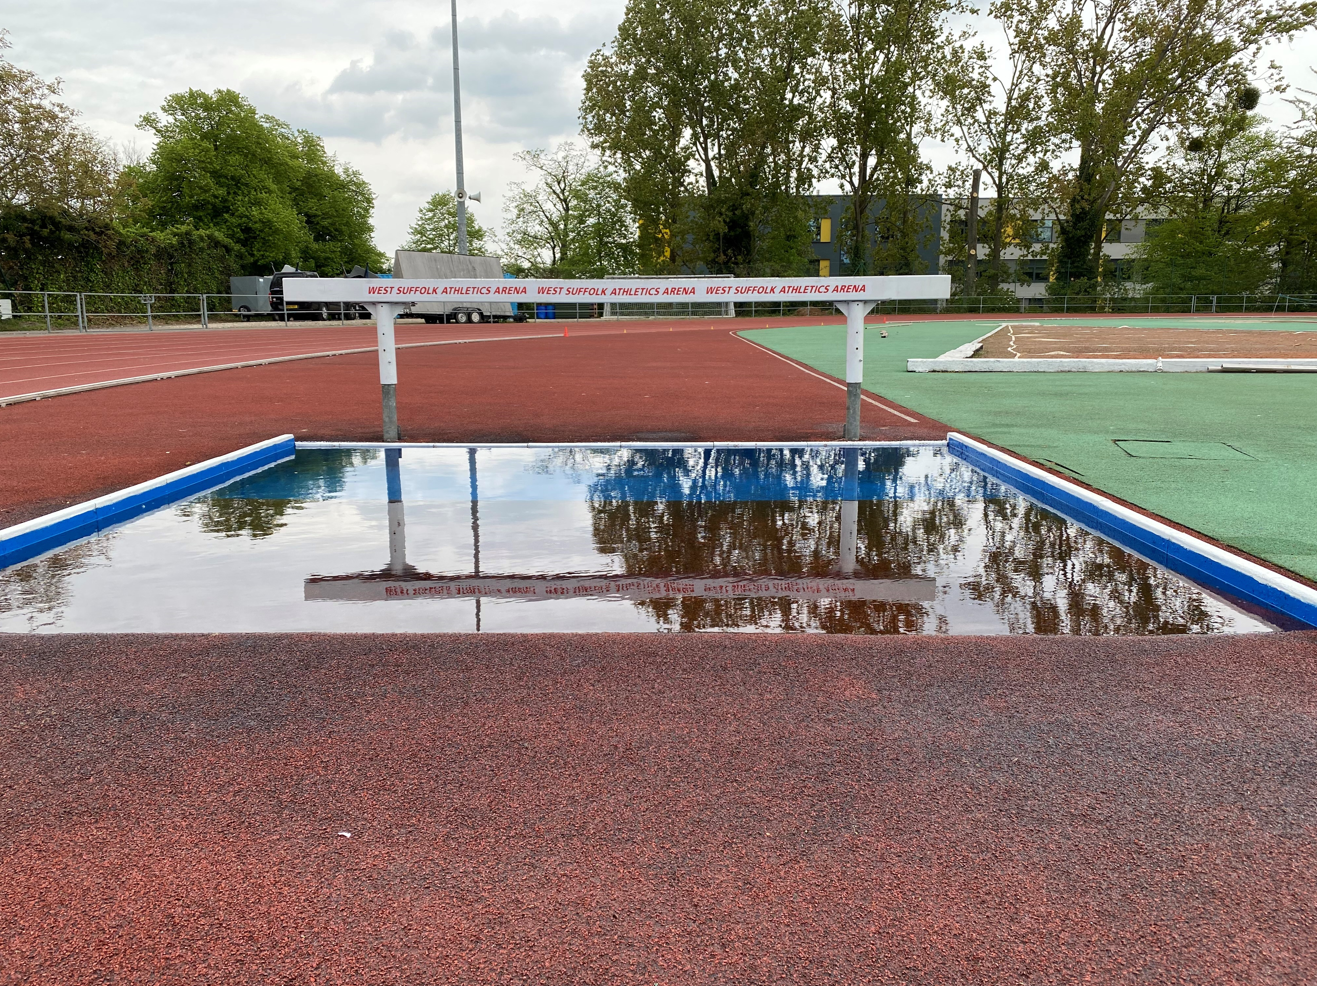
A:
[0,317,854,402]
[2,632,1314,983]
[0,326,947,527]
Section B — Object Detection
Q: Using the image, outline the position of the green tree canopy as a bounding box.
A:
[582,0,829,275]
[401,191,488,255]
[823,0,961,275]
[1135,91,1277,294]
[131,88,383,274]
[0,31,116,213]
[1038,0,1317,292]
[502,143,639,277]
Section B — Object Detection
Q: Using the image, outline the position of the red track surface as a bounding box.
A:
[0,317,854,401]
[0,324,946,527]
[2,632,1314,983]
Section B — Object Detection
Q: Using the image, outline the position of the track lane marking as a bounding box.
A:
[732,332,920,423]
[0,333,560,406]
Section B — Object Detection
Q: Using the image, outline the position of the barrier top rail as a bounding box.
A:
[282,275,952,305]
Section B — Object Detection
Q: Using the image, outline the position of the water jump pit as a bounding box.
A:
[2,438,1307,635]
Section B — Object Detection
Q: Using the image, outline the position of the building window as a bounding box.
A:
[1143,218,1167,238]
[1108,258,1136,281]
[818,259,831,278]
[1031,219,1055,243]
[1103,221,1123,243]
[1022,259,1050,283]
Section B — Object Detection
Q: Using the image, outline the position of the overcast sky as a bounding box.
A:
[5,1,1314,255]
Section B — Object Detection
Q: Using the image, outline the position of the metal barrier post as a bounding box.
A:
[201,294,209,329]
[43,292,51,332]
[78,294,86,332]
[365,302,403,441]
[837,300,877,441]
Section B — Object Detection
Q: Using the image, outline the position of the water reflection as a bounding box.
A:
[0,538,113,630]
[580,448,1249,634]
[179,449,380,539]
[965,498,1230,634]
[1,446,1276,634]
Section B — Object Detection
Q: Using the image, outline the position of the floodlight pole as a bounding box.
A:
[451,0,468,255]
[837,300,877,440]
[365,302,404,440]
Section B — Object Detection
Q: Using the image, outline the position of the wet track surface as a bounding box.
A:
[1,632,1314,983]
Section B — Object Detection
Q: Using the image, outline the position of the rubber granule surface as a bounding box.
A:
[2,631,1315,984]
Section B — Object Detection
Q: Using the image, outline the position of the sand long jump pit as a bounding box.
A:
[909,317,1317,372]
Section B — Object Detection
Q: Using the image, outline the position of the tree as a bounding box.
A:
[822,0,959,275]
[940,0,1055,290]
[132,88,383,273]
[502,143,638,277]
[0,31,116,212]
[1254,82,1317,295]
[1040,0,1317,292]
[582,0,829,274]
[401,191,488,255]
[1135,88,1276,294]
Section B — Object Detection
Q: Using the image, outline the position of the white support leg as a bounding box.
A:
[837,301,877,440]
[366,302,402,441]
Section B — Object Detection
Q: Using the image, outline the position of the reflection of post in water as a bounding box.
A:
[469,447,481,632]
[839,447,859,575]
[385,447,407,574]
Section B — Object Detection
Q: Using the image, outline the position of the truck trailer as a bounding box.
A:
[392,251,525,323]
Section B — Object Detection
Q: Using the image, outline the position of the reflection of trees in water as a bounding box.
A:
[590,498,973,632]
[177,449,379,540]
[0,537,113,630]
[964,499,1227,634]
[586,448,981,632]
[178,497,303,539]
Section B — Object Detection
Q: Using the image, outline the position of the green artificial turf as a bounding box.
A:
[742,318,1317,581]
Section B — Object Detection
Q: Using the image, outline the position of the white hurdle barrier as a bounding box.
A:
[283,275,951,441]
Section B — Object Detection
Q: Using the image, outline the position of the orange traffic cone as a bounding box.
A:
[563,325,569,337]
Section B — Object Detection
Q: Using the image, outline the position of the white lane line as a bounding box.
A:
[0,332,560,407]
[732,332,920,423]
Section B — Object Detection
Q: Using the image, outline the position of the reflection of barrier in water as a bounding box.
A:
[468,446,481,631]
[839,447,859,575]
[385,448,407,574]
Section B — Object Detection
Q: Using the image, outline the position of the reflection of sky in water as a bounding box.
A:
[0,446,1278,635]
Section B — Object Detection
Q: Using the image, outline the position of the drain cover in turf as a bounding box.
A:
[1114,440,1254,460]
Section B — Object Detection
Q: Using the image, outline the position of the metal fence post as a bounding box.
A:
[43,292,51,332]
[78,293,87,332]
[201,294,209,329]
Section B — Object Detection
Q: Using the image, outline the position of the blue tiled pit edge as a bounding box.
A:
[0,435,295,570]
[948,432,1317,629]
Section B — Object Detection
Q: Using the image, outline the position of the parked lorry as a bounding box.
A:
[393,251,525,323]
